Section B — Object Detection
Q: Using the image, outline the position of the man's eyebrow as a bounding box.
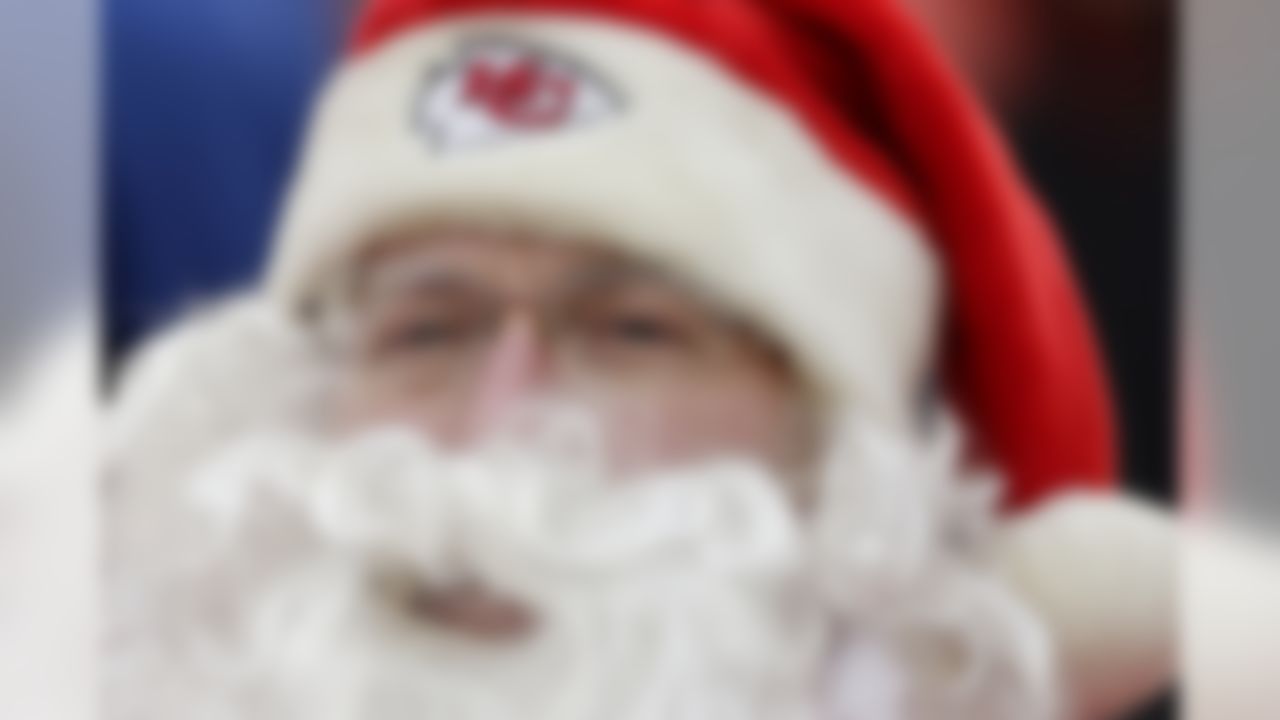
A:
[357,258,486,305]
[561,259,689,297]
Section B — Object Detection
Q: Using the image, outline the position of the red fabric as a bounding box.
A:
[349,0,1118,510]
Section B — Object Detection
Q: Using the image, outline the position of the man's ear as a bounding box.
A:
[993,493,1177,719]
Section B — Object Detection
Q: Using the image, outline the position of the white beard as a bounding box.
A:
[103,302,1060,720]
[105,410,1059,720]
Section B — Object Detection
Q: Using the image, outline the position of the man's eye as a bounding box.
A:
[602,314,686,346]
[386,319,472,350]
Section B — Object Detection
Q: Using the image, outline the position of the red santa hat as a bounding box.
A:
[268,0,1117,509]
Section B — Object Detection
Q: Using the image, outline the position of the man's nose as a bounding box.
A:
[464,312,555,441]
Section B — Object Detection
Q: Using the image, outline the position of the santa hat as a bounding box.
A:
[267,0,1116,510]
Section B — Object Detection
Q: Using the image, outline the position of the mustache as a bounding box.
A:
[194,423,808,612]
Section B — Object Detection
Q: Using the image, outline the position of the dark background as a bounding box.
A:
[1010,0,1175,509]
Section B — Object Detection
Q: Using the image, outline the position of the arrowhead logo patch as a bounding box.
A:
[416,37,625,153]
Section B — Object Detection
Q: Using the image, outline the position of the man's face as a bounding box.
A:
[109,232,1053,720]
[329,228,814,484]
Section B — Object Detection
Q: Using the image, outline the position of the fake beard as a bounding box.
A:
[104,412,1059,720]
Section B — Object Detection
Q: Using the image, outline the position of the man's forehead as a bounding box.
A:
[354,228,684,300]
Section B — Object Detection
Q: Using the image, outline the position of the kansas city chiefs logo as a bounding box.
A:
[416,38,624,152]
